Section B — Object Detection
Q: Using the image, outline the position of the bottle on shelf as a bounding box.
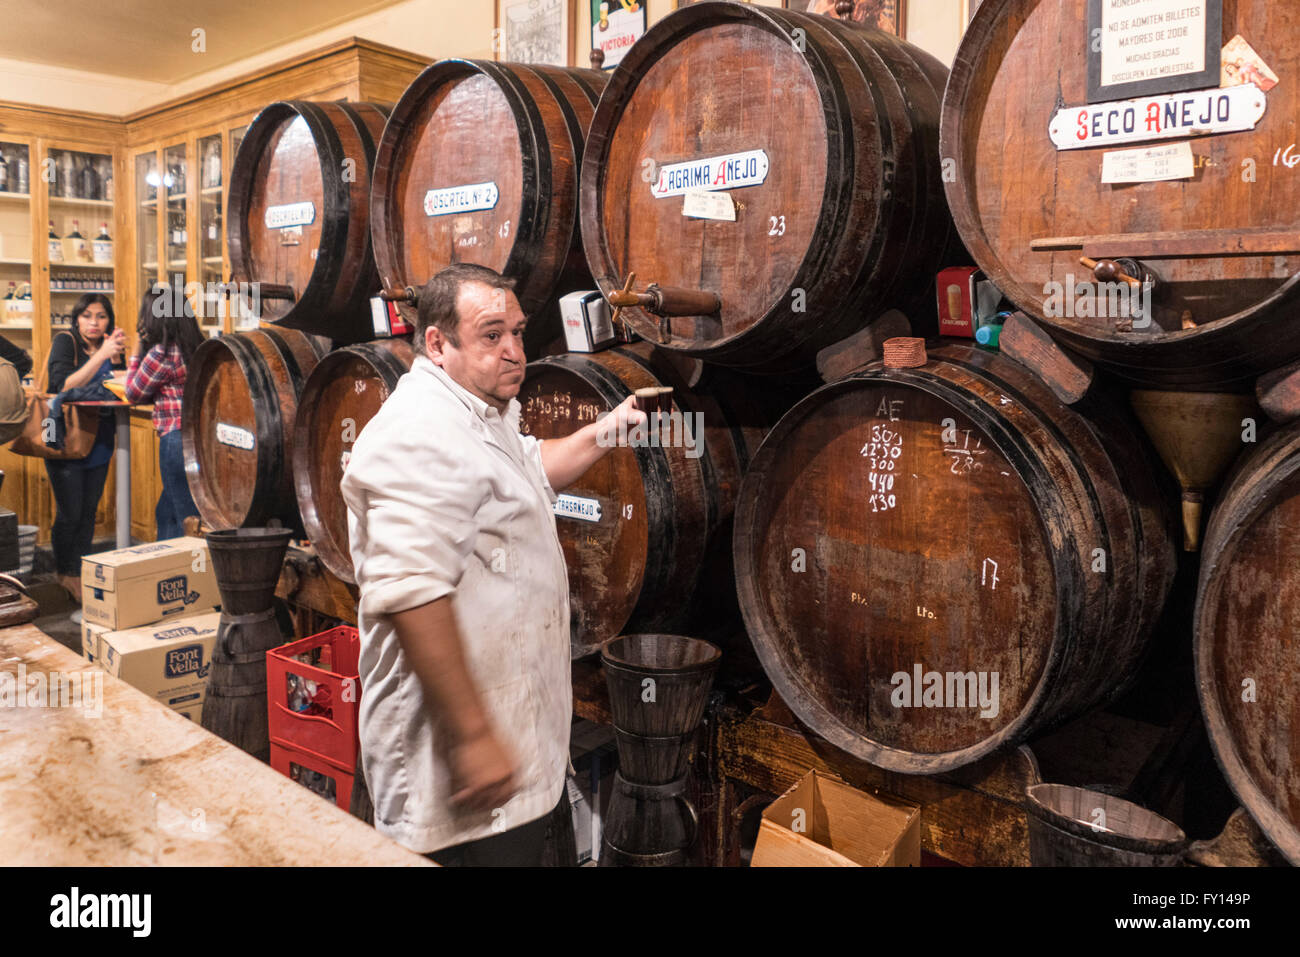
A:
[3,282,14,300]
[47,220,63,263]
[0,148,8,193]
[93,222,112,265]
[16,282,31,300]
[98,157,113,202]
[80,156,99,201]
[64,219,90,263]
[15,150,28,194]
[59,151,76,198]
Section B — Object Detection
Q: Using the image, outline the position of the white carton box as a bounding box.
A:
[81,537,219,631]
[559,290,617,353]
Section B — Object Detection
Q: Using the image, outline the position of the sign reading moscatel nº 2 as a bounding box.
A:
[1087,0,1223,103]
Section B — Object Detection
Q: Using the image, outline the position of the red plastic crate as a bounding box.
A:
[267,626,361,771]
[270,739,355,810]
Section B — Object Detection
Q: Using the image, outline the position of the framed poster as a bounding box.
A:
[592,1,648,70]
[1087,0,1222,104]
[783,0,905,37]
[496,0,573,66]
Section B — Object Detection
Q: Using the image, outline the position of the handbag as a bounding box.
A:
[7,342,101,460]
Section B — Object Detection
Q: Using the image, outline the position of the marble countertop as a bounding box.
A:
[0,623,431,866]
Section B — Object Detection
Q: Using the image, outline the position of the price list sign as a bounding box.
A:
[1088,0,1222,103]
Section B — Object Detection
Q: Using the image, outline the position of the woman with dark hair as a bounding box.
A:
[125,285,204,539]
[46,292,126,601]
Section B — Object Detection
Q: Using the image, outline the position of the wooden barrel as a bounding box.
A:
[580,2,955,373]
[228,100,390,344]
[292,338,415,583]
[182,328,329,531]
[942,0,1300,389]
[519,344,775,657]
[733,342,1176,773]
[371,60,606,357]
[1194,424,1300,864]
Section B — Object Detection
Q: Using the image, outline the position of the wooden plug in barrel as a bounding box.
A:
[942,0,1300,389]
[580,2,956,373]
[292,338,415,583]
[182,328,329,532]
[519,344,778,657]
[733,342,1177,773]
[371,60,606,358]
[228,100,390,344]
[1194,424,1300,864]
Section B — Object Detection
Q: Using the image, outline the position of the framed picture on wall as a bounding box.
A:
[784,1,906,37]
[496,0,574,66]
[592,1,648,70]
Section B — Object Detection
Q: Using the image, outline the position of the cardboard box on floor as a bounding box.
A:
[751,770,921,867]
[99,611,221,717]
[81,621,108,664]
[81,537,219,631]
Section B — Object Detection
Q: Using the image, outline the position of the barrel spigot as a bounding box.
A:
[607,271,722,344]
[380,285,418,305]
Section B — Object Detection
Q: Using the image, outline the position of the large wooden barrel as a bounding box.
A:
[519,344,776,657]
[292,338,415,583]
[942,0,1300,389]
[734,342,1177,773]
[580,2,955,373]
[1194,424,1300,864]
[228,100,390,344]
[371,60,606,357]
[183,328,329,531]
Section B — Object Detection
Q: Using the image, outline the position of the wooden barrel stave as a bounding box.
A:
[292,338,415,583]
[1194,424,1300,863]
[733,343,1175,772]
[941,0,1300,388]
[228,100,390,344]
[580,3,953,372]
[370,60,605,356]
[182,329,327,531]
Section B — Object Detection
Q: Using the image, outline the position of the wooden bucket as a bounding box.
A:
[1025,784,1188,867]
[371,60,606,358]
[228,100,390,344]
[733,342,1177,773]
[599,773,698,867]
[580,2,957,372]
[183,328,328,532]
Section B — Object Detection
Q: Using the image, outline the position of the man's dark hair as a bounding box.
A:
[414,264,517,354]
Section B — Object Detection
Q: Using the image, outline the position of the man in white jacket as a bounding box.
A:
[342,263,644,865]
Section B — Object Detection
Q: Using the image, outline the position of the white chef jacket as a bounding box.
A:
[341,355,572,853]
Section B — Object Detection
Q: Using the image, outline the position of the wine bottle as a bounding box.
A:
[99,157,113,202]
[47,220,64,263]
[64,219,89,263]
[15,152,28,194]
[59,152,76,198]
[0,148,8,193]
[16,282,31,301]
[3,282,14,300]
[81,157,99,201]
[93,222,112,265]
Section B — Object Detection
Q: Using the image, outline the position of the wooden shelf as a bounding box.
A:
[201,185,223,195]
[49,196,113,208]
[0,321,33,330]
[0,192,31,202]
[51,288,114,295]
[0,257,31,265]
[51,261,113,271]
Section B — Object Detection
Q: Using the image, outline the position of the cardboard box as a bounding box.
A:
[938,267,1007,339]
[751,770,920,867]
[81,621,108,664]
[81,537,219,631]
[559,290,617,353]
[99,611,220,715]
[568,719,618,865]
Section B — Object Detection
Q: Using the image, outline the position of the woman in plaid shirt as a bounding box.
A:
[125,286,204,539]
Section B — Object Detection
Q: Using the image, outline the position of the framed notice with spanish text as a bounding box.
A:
[1088,0,1222,104]
[592,1,647,70]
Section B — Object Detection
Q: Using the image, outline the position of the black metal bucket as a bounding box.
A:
[600,634,721,736]
[205,527,293,615]
[1025,783,1188,867]
[600,772,698,866]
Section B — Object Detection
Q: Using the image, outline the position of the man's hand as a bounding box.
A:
[447,728,518,812]
[540,394,648,491]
